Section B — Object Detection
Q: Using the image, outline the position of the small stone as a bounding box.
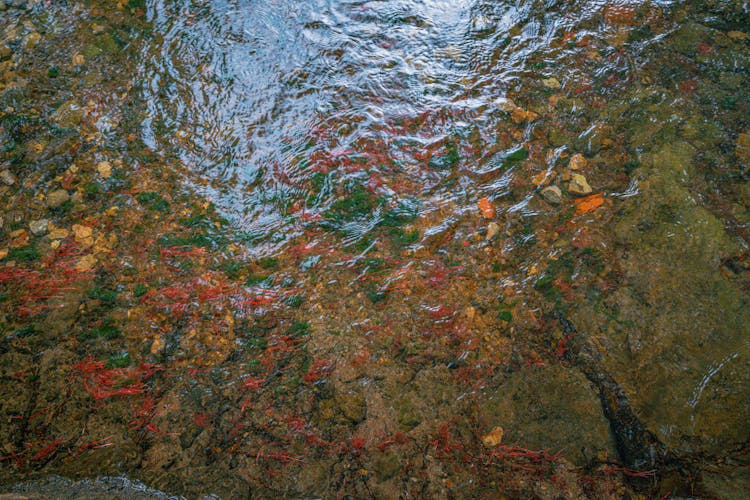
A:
[46,189,70,208]
[97,161,112,178]
[73,224,94,248]
[542,77,562,89]
[567,173,593,195]
[482,426,504,447]
[568,153,587,171]
[29,219,49,235]
[48,227,69,240]
[486,221,501,240]
[540,185,563,204]
[75,254,97,271]
[0,169,16,185]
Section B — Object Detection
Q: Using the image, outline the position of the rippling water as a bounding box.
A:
[139,0,669,250]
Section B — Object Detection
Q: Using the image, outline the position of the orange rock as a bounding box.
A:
[477,197,495,219]
[573,193,604,215]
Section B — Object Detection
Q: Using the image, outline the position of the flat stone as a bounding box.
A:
[567,174,592,195]
[0,169,16,185]
[46,189,70,208]
[540,185,563,204]
[29,219,49,235]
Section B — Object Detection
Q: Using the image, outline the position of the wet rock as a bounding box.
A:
[567,174,592,195]
[46,189,70,208]
[540,185,563,204]
[0,169,16,185]
[335,387,366,423]
[480,364,613,465]
[372,451,400,480]
[485,221,500,240]
[394,395,421,431]
[29,219,48,235]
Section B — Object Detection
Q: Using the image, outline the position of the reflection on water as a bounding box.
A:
[140,0,661,250]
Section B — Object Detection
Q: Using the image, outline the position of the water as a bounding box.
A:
[138,0,662,250]
[1,0,749,497]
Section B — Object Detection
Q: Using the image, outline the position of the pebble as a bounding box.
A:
[542,77,562,89]
[29,219,49,235]
[540,185,563,204]
[486,221,501,240]
[568,153,586,171]
[482,426,504,447]
[567,173,593,195]
[46,189,70,208]
[0,169,16,185]
[97,161,112,178]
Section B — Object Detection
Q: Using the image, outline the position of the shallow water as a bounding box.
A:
[1,0,749,497]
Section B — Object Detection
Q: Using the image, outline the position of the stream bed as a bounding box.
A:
[1,0,749,497]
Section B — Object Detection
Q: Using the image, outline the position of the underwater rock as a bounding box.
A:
[541,185,563,204]
[29,219,48,235]
[486,221,500,240]
[0,169,16,185]
[567,174,592,195]
[46,189,70,208]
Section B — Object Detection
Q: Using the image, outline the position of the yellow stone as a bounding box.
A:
[482,426,504,447]
[97,161,112,179]
[76,254,97,271]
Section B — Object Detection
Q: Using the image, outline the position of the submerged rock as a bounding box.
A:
[540,185,563,204]
[29,219,49,235]
[0,169,16,185]
[485,221,500,240]
[46,189,70,208]
[567,174,592,195]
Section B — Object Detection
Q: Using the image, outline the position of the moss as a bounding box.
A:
[287,321,310,338]
[257,257,278,270]
[503,146,529,163]
[285,294,304,308]
[389,227,419,247]
[107,351,131,368]
[380,198,419,227]
[133,283,148,298]
[80,320,121,340]
[326,185,378,221]
[8,246,40,262]
[428,141,460,169]
[137,192,170,212]
[87,286,119,305]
